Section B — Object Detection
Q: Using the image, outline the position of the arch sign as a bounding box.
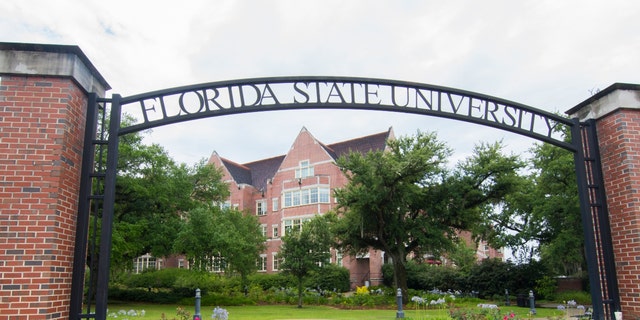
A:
[72,77,616,320]
[118,77,574,151]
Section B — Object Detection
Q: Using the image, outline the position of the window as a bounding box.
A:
[319,188,330,203]
[219,201,231,209]
[335,252,343,266]
[272,253,281,271]
[282,187,330,208]
[178,259,185,269]
[283,218,311,235]
[256,200,267,216]
[295,160,314,179]
[300,189,310,205]
[133,253,158,274]
[257,255,267,272]
[284,192,292,208]
[272,197,279,211]
[211,256,226,273]
[272,224,279,238]
[260,224,267,237]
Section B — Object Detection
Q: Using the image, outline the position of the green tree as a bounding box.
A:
[333,132,522,301]
[173,207,220,271]
[280,214,334,308]
[108,115,229,271]
[532,142,583,276]
[214,208,266,290]
[448,240,478,274]
[486,129,584,275]
[174,206,266,289]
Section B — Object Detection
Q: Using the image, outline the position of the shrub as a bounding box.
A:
[305,264,350,292]
[121,268,193,289]
[108,287,186,304]
[535,276,558,301]
[468,259,512,299]
[555,290,591,305]
[186,293,255,306]
[248,273,295,290]
[509,260,548,294]
[383,261,465,292]
[383,258,553,299]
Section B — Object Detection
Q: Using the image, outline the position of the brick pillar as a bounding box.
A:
[567,83,640,318]
[0,43,109,319]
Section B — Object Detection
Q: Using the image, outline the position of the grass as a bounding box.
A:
[106,303,566,319]
[108,304,399,319]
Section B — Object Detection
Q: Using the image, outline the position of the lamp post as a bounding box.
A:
[396,288,405,319]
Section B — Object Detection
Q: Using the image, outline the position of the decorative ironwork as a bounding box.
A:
[572,119,620,320]
[70,94,122,320]
[118,77,575,151]
[71,77,619,320]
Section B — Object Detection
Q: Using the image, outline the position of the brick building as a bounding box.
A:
[206,126,502,289]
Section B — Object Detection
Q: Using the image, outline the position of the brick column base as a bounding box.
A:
[0,43,109,320]
[568,83,640,319]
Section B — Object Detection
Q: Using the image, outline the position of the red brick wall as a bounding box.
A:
[596,109,640,318]
[0,76,87,319]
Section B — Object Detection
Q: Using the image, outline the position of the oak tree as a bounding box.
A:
[333,132,522,300]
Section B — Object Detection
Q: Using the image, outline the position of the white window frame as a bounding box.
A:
[282,187,330,208]
[258,255,267,272]
[335,251,343,266]
[260,224,267,237]
[133,253,158,274]
[256,200,267,216]
[283,217,311,235]
[211,256,226,273]
[295,160,314,179]
[272,253,280,271]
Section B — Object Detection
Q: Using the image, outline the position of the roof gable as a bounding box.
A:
[324,127,393,159]
[209,127,393,189]
[278,127,335,171]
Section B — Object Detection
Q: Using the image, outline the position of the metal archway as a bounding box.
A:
[70,77,619,320]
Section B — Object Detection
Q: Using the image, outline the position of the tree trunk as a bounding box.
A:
[391,253,409,304]
[241,273,248,296]
[297,276,303,308]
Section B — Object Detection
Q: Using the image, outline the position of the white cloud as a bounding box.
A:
[1,0,638,165]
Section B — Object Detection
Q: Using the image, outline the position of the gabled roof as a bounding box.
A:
[322,127,393,158]
[219,158,252,185]
[216,127,393,190]
[244,155,285,189]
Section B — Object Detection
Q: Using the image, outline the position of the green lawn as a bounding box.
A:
[107,303,564,319]
[108,304,402,319]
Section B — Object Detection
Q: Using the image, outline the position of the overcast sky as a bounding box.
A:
[1,0,638,165]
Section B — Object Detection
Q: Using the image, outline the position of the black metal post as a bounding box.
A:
[529,290,536,315]
[70,93,99,319]
[194,288,202,320]
[584,119,621,319]
[94,94,122,320]
[396,288,404,319]
[505,289,510,306]
[571,119,619,320]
